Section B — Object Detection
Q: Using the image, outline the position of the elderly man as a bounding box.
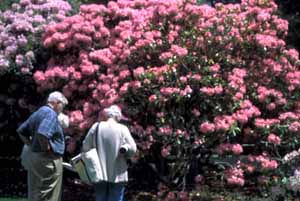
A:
[17,91,68,201]
[83,105,137,201]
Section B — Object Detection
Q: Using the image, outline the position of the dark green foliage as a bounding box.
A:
[275,0,300,51]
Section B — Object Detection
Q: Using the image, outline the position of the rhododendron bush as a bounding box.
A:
[0,0,71,74]
[34,0,300,196]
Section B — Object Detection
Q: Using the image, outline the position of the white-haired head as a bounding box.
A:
[104,105,123,121]
[47,91,68,105]
[47,91,68,114]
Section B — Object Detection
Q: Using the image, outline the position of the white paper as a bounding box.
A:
[62,162,76,172]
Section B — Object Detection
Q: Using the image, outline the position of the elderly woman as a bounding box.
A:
[82,105,137,201]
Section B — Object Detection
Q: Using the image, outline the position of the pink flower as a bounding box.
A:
[211,64,220,72]
[255,34,285,49]
[256,154,278,170]
[33,71,45,84]
[161,146,171,157]
[285,48,299,61]
[160,87,180,96]
[119,83,129,94]
[232,144,243,155]
[73,33,92,46]
[289,121,300,132]
[89,49,114,66]
[192,108,201,117]
[225,167,244,186]
[234,113,248,124]
[267,133,281,145]
[148,94,157,102]
[214,85,223,94]
[217,143,231,155]
[69,110,84,124]
[119,70,131,79]
[166,192,176,201]
[133,67,145,78]
[180,85,193,96]
[170,45,188,57]
[200,87,215,96]
[130,81,141,89]
[244,164,255,173]
[257,11,271,22]
[266,103,276,111]
[179,76,188,83]
[191,74,201,81]
[199,122,215,133]
[159,126,172,135]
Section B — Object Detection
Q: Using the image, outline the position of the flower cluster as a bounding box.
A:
[0,0,71,74]
[217,143,243,155]
[224,164,245,186]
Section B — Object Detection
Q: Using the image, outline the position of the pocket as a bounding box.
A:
[30,153,56,181]
[53,158,63,177]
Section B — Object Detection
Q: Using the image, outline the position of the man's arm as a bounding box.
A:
[36,134,51,152]
[17,120,32,145]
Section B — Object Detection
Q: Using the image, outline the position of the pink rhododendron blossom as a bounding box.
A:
[199,122,215,133]
[232,144,243,155]
[69,110,84,125]
[161,146,171,157]
[267,133,281,145]
[225,166,245,186]
[289,121,300,132]
[256,154,278,170]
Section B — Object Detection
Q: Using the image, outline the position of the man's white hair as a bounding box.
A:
[104,105,122,120]
[47,91,68,105]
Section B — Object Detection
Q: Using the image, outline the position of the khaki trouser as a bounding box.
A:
[28,152,63,201]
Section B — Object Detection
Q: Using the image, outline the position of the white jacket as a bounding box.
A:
[82,119,137,183]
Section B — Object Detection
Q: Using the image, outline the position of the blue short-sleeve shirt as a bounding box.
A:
[17,105,65,155]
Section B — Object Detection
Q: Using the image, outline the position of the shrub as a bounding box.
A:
[0,0,72,75]
[35,0,300,198]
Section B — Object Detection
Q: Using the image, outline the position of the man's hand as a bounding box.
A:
[19,134,31,145]
[36,134,51,152]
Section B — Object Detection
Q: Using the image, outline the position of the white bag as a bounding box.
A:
[71,123,102,185]
[71,148,102,185]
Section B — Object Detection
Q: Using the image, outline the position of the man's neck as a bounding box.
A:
[47,103,58,114]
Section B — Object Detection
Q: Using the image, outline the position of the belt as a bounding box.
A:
[32,151,62,159]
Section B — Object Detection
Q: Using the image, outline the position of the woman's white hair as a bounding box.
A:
[104,105,123,121]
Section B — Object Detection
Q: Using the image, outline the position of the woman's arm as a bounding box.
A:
[121,125,137,158]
